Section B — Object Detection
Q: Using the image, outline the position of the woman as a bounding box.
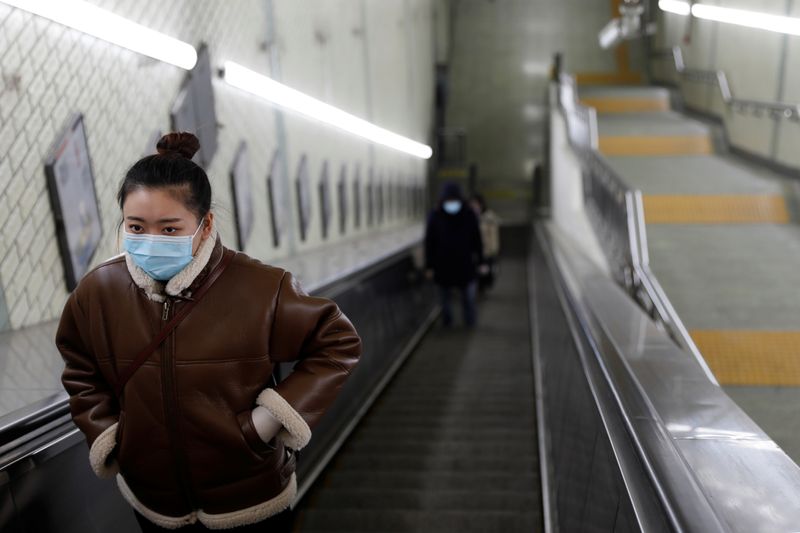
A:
[469,194,500,292]
[56,133,361,531]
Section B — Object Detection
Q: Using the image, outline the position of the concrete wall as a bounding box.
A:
[0,0,436,331]
[653,0,799,164]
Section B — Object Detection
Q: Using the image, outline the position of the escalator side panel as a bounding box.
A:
[9,435,138,532]
[531,226,661,532]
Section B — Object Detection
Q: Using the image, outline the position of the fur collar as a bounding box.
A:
[125,229,219,302]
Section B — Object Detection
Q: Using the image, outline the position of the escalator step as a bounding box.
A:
[345,440,537,456]
[330,452,539,472]
[320,471,539,491]
[297,509,540,533]
[306,488,540,512]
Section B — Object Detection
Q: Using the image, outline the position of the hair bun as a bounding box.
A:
[156,132,200,159]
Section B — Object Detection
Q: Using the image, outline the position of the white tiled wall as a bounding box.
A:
[0,0,435,331]
[655,0,800,163]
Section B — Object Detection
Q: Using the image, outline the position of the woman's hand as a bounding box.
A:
[250,406,282,444]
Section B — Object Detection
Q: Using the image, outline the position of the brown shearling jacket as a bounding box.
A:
[56,233,361,529]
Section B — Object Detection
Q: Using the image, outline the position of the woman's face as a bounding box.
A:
[122,187,214,255]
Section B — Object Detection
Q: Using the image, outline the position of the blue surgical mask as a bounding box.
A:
[443,200,462,214]
[123,223,203,281]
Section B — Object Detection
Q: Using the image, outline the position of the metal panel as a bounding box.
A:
[544,223,800,532]
[529,226,661,532]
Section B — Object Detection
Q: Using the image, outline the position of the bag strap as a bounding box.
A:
[113,249,236,397]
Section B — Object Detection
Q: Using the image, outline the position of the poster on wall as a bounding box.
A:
[386,175,394,221]
[230,141,254,250]
[267,150,286,248]
[399,181,407,218]
[296,155,312,241]
[376,174,385,225]
[319,161,331,240]
[45,114,103,291]
[353,167,361,229]
[170,44,218,167]
[338,164,347,235]
[366,169,374,227]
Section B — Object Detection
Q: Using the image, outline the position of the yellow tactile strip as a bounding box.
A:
[691,330,800,386]
[643,195,789,224]
[574,72,643,85]
[581,97,669,113]
[600,135,713,156]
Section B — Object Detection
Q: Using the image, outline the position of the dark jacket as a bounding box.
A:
[56,234,361,529]
[425,205,484,287]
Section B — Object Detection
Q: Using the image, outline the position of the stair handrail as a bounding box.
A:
[666,45,800,120]
[554,72,717,384]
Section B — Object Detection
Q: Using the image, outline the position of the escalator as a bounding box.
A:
[294,227,542,532]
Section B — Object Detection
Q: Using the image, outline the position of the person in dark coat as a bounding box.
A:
[425,182,485,327]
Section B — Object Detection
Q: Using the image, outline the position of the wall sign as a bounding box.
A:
[338,164,347,235]
[353,167,361,229]
[319,161,331,240]
[45,113,103,291]
[267,150,286,248]
[230,141,254,250]
[296,155,312,241]
[170,44,218,167]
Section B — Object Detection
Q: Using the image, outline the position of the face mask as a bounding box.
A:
[123,223,203,281]
[443,200,462,215]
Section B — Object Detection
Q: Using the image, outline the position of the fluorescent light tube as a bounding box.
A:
[659,0,800,36]
[658,0,691,16]
[692,4,800,36]
[223,61,433,160]
[1,0,197,69]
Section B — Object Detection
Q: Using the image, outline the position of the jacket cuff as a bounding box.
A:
[89,422,120,479]
[255,389,311,450]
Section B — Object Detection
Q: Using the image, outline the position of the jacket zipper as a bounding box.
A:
[160,298,196,510]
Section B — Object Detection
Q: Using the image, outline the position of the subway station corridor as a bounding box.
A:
[2,0,800,532]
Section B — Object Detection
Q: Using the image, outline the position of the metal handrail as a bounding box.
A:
[667,46,800,121]
[558,74,599,150]
[554,73,717,384]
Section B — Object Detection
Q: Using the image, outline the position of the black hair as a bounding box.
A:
[117,132,211,221]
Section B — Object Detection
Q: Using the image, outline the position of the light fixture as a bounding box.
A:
[692,4,800,36]
[222,61,433,159]
[1,0,197,69]
[658,0,691,16]
[659,0,800,37]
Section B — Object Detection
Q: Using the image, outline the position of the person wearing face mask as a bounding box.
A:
[424,182,485,328]
[55,132,361,532]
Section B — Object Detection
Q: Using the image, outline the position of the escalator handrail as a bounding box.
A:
[540,224,800,532]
